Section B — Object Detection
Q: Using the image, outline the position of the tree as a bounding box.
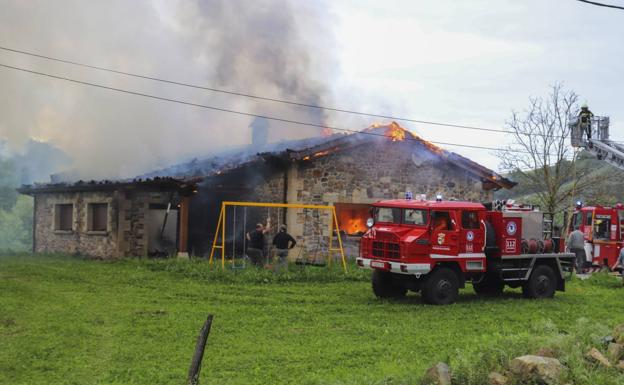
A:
[0,158,18,210]
[497,84,601,221]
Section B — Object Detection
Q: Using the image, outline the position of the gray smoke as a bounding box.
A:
[0,0,336,181]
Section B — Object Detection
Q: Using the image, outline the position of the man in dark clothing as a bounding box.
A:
[246,219,270,267]
[579,104,594,141]
[272,225,296,272]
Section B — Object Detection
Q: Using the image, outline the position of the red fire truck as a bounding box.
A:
[356,198,575,305]
[570,202,624,270]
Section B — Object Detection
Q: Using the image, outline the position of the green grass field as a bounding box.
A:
[1,255,623,385]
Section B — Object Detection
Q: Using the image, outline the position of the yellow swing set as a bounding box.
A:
[208,201,348,272]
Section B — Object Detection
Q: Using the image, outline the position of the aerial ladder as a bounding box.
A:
[569,105,624,170]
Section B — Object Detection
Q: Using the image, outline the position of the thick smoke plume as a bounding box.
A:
[0,0,336,182]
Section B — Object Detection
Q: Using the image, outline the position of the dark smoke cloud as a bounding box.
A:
[0,0,336,181]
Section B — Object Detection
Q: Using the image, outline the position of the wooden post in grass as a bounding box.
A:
[187,314,214,385]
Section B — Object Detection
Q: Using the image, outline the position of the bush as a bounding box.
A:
[0,195,33,252]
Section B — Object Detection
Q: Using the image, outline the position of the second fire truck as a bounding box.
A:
[570,202,624,270]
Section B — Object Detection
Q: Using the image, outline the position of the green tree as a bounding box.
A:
[0,195,33,251]
[0,158,18,210]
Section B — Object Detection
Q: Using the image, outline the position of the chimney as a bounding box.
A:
[250,117,269,147]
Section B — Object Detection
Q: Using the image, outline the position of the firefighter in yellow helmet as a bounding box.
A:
[579,103,594,141]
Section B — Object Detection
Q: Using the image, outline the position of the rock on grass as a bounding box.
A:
[607,343,624,362]
[614,324,624,343]
[586,347,611,367]
[509,355,565,385]
[422,362,451,385]
[487,371,509,385]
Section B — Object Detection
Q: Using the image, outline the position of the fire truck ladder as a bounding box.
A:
[570,114,624,170]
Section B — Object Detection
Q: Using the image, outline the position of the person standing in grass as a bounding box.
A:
[246,218,271,267]
[615,247,624,276]
[272,225,296,272]
[567,226,586,273]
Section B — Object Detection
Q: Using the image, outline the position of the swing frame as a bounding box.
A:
[208,201,348,272]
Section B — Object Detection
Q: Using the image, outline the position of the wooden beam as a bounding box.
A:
[187,314,214,385]
[178,196,190,253]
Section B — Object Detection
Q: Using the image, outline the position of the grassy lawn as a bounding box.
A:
[1,255,623,385]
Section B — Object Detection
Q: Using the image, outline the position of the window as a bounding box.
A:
[572,212,582,230]
[431,211,453,231]
[55,204,73,231]
[461,211,480,229]
[404,209,428,225]
[594,215,611,240]
[619,210,624,239]
[585,212,593,226]
[375,207,402,224]
[88,203,108,232]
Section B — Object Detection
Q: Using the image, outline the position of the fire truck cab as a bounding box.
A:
[570,203,624,269]
[357,198,575,305]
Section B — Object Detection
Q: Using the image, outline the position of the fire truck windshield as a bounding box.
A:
[374,207,429,225]
[404,209,428,225]
[375,207,401,224]
[572,212,582,229]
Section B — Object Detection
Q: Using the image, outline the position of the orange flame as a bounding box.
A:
[385,122,406,142]
[313,150,330,158]
[345,217,366,234]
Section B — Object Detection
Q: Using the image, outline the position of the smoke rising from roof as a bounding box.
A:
[0,0,336,182]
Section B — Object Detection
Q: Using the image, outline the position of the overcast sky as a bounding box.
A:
[0,0,622,181]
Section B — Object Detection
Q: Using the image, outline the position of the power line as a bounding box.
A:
[575,0,624,10]
[0,61,540,156]
[0,44,609,142]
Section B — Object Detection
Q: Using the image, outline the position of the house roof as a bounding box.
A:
[142,122,515,190]
[19,122,515,194]
[17,176,199,195]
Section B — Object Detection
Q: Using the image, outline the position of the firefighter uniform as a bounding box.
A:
[579,105,594,141]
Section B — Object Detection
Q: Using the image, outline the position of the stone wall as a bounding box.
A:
[33,188,177,258]
[33,191,119,258]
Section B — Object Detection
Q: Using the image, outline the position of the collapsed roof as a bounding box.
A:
[142,121,516,190]
[18,122,515,193]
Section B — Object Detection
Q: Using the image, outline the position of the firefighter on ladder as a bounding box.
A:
[579,103,594,141]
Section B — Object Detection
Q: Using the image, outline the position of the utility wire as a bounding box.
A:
[0,62,540,156]
[0,44,610,142]
[575,0,624,10]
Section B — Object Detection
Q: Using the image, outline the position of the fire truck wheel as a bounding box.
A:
[422,268,459,305]
[522,265,556,299]
[472,274,504,296]
[372,270,407,298]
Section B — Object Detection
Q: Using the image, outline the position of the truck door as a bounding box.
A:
[459,210,484,255]
[429,210,459,257]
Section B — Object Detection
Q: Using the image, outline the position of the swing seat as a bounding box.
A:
[229,256,247,270]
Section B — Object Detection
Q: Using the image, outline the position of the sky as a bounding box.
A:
[0,0,623,181]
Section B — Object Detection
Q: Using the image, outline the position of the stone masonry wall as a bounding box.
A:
[33,191,119,258]
[118,190,175,257]
[33,189,176,258]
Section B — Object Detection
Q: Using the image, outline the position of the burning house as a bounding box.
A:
[19,122,515,259]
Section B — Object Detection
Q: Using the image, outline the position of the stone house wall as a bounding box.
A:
[33,191,119,258]
[33,188,177,258]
